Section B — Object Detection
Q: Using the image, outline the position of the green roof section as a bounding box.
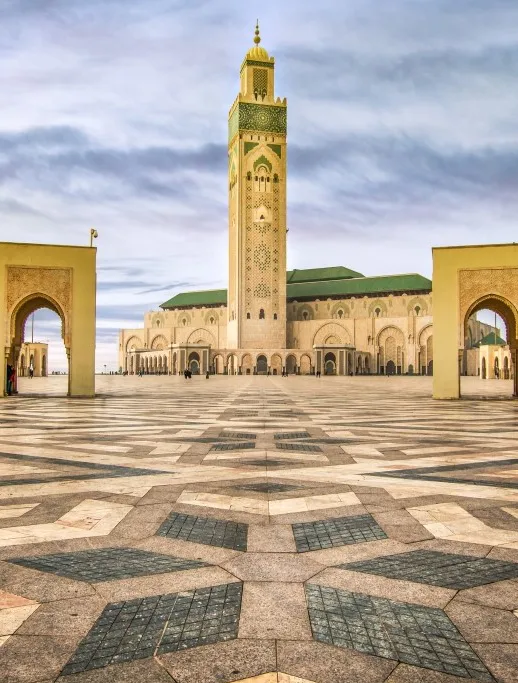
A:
[161,289,227,309]
[286,273,432,300]
[475,332,506,347]
[286,266,364,283]
[160,272,432,309]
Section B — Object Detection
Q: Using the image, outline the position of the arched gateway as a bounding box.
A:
[1,242,96,397]
[433,243,518,399]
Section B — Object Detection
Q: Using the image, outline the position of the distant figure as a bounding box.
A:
[316,370,321,378]
[206,371,210,379]
[188,370,192,379]
[184,369,188,379]
[6,364,13,395]
[29,363,34,379]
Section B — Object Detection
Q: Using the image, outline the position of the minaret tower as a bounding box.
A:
[227,22,287,350]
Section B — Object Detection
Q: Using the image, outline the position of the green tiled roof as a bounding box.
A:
[286,266,364,283]
[286,273,431,300]
[475,332,506,347]
[160,272,431,309]
[161,289,227,309]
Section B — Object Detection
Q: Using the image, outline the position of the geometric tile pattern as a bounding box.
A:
[233,482,302,493]
[61,583,243,675]
[0,591,40,647]
[305,584,495,681]
[341,550,518,589]
[211,442,256,451]
[8,547,210,583]
[156,512,248,551]
[293,514,387,553]
[3,374,518,683]
[276,443,323,453]
[0,498,132,547]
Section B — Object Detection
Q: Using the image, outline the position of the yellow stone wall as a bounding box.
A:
[1,242,96,397]
[433,243,518,398]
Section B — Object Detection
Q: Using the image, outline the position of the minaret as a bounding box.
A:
[227,22,287,350]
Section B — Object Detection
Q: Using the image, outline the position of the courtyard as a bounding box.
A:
[1,376,518,683]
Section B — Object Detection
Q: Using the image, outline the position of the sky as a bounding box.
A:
[1,0,517,370]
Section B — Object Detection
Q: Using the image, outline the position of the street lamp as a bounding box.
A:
[90,229,98,247]
[104,364,107,375]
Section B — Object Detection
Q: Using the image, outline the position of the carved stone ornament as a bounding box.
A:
[6,266,72,344]
[459,267,518,344]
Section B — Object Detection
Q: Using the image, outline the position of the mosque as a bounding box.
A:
[118,26,505,378]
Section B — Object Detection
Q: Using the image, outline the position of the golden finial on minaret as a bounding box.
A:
[254,20,261,45]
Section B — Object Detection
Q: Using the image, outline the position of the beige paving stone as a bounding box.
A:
[159,639,277,683]
[238,582,312,640]
[247,524,297,553]
[276,640,397,683]
[222,552,324,582]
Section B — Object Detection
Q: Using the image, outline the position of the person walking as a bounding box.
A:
[29,362,34,379]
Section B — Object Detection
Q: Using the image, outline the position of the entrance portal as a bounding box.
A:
[256,355,267,374]
[324,352,336,375]
[1,242,96,397]
[188,352,200,375]
[433,244,518,399]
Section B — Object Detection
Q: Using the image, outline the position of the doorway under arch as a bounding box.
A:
[256,354,268,374]
[463,295,516,396]
[324,352,336,375]
[9,296,69,395]
[188,352,200,375]
[386,360,396,375]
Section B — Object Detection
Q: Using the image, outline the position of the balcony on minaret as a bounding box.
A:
[240,22,275,103]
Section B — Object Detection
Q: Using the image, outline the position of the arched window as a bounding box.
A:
[209,317,215,325]
[254,166,270,192]
[302,311,309,321]
[337,309,344,319]
[414,305,421,316]
[259,309,265,319]
[155,319,161,328]
[182,318,187,326]
[273,313,277,320]
[375,308,381,317]
[246,312,251,319]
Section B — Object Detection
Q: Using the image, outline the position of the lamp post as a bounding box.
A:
[90,229,98,247]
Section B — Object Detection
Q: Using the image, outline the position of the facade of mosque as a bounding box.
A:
[118,27,498,378]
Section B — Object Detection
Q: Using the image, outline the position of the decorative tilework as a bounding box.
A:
[340,550,518,589]
[229,103,287,140]
[156,512,248,551]
[274,432,310,440]
[61,583,243,674]
[267,143,282,158]
[8,548,209,583]
[233,482,302,493]
[305,584,494,681]
[293,514,387,553]
[244,141,259,155]
[276,443,322,453]
[211,442,256,451]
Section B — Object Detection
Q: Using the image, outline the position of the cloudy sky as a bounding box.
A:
[1,0,517,370]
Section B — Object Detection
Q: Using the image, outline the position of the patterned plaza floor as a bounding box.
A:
[1,375,518,683]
